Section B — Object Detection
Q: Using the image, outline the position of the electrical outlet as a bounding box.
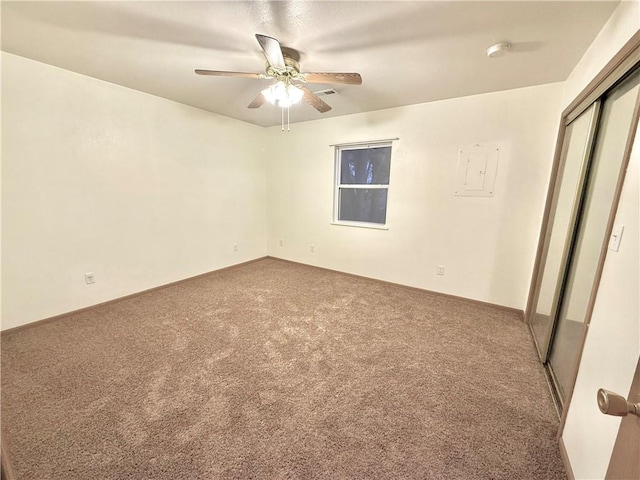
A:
[436,265,445,276]
[310,244,315,253]
[85,272,95,284]
[234,244,238,252]
[279,239,284,247]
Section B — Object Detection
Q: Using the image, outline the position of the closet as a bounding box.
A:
[527,45,640,408]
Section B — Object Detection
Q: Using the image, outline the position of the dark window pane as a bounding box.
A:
[338,188,388,224]
[340,147,391,185]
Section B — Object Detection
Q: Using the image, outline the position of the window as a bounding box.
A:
[333,142,392,227]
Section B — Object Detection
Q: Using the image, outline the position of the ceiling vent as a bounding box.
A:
[313,88,339,96]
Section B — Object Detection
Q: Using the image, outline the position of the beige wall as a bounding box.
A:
[1,52,564,327]
[265,83,563,310]
[562,0,640,108]
[1,53,268,329]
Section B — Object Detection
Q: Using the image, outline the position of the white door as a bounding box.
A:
[604,358,640,479]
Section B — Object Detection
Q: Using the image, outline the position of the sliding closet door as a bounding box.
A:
[530,104,597,358]
[548,69,640,401]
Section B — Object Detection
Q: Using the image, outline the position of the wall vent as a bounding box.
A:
[313,88,339,96]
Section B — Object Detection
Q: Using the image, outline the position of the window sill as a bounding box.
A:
[331,221,389,230]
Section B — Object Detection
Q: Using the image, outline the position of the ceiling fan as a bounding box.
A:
[195,34,362,114]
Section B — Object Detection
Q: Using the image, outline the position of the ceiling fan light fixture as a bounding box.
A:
[262,81,303,108]
[261,82,281,105]
[286,84,304,104]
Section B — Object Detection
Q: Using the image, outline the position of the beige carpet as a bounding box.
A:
[1,258,565,479]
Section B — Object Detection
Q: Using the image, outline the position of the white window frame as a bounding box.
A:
[332,141,392,230]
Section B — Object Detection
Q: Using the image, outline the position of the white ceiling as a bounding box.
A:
[1,1,618,127]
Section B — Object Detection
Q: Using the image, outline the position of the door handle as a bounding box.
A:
[597,388,640,417]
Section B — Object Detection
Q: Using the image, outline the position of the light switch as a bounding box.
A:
[608,224,624,252]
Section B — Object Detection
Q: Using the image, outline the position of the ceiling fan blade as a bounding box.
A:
[298,85,332,113]
[303,72,363,85]
[255,34,286,69]
[195,69,262,79]
[248,92,266,109]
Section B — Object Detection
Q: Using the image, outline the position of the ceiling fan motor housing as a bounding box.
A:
[266,55,302,82]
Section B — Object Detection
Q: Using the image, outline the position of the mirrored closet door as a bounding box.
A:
[530,102,598,358]
[528,65,640,407]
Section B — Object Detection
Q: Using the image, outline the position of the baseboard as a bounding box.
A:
[1,257,268,336]
[266,256,525,319]
[3,255,524,336]
[559,436,576,480]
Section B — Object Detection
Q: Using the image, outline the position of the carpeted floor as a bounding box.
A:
[1,258,566,479]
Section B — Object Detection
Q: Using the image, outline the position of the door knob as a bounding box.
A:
[597,388,640,417]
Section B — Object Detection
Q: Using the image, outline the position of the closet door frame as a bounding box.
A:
[525,29,640,422]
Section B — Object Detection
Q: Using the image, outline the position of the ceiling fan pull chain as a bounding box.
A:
[287,107,290,132]
[281,106,284,131]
